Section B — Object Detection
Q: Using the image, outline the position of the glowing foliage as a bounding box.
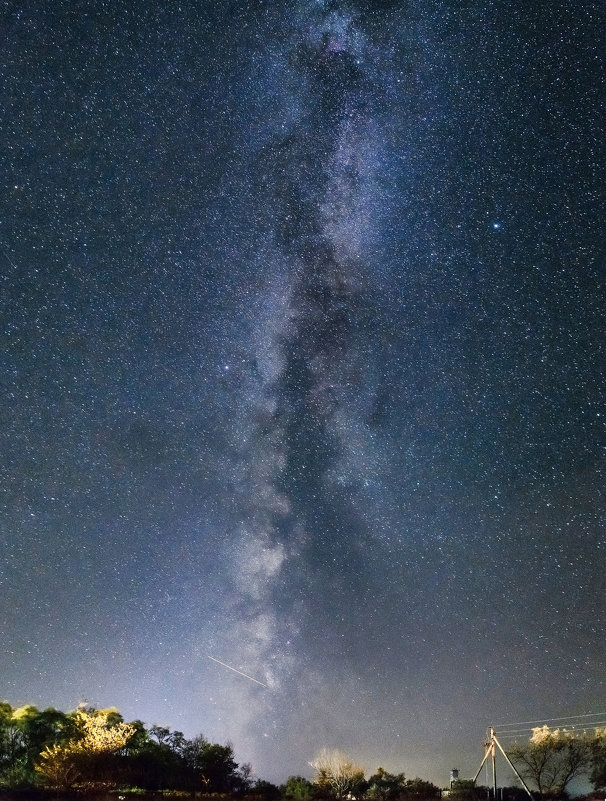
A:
[509,725,592,796]
[310,748,365,798]
[34,708,135,789]
[72,708,135,753]
[34,744,80,789]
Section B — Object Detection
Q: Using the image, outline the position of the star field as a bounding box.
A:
[1,0,605,786]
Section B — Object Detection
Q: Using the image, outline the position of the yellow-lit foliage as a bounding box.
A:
[34,708,135,789]
[11,704,37,720]
[35,744,80,789]
[73,708,135,753]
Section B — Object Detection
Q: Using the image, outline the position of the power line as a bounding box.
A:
[492,711,606,728]
[497,731,606,742]
[496,720,606,733]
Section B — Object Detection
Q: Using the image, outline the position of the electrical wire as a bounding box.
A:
[502,722,606,730]
[492,711,606,728]
[492,724,606,745]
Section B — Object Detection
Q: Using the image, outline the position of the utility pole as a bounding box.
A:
[473,728,533,801]
[492,731,497,801]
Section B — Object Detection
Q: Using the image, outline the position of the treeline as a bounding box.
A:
[0,703,442,799]
[4,703,606,800]
[0,702,251,793]
[0,704,443,799]
[306,751,440,801]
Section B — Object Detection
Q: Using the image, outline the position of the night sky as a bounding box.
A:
[1,0,605,786]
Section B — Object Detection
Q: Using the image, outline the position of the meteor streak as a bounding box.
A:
[207,655,269,688]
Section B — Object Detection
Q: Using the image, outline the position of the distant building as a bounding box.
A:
[450,770,459,788]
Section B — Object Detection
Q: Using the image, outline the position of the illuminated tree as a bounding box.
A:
[34,744,80,789]
[35,708,135,790]
[507,726,591,796]
[72,708,136,752]
[310,748,365,798]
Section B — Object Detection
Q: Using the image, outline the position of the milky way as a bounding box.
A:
[210,1,392,748]
[1,0,605,786]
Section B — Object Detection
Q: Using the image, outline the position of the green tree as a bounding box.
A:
[126,741,183,791]
[448,780,484,801]
[0,703,72,788]
[401,778,440,798]
[149,725,172,746]
[253,779,282,799]
[366,767,407,801]
[182,734,241,792]
[0,702,26,787]
[283,775,315,801]
[125,725,187,792]
[23,707,71,759]
[123,719,150,755]
[200,742,239,791]
[236,761,254,793]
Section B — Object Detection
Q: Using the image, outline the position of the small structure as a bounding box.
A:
[450,770,459,788]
